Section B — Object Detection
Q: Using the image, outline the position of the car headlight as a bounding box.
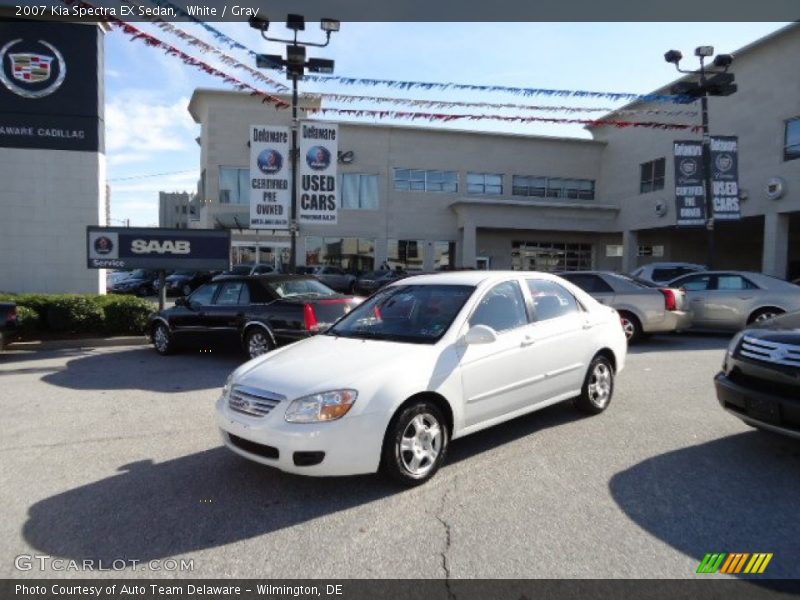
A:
[221,374,234,399]
[285,389,357,423]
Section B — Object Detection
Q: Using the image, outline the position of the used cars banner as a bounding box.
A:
[249,125,290,230]
[86,226,230,270]
[299,122,338,225]
[674,140,706,228]
[710,135,740,221]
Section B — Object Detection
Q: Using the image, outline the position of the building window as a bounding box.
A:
[305,237,375,273]
[387,239,425,271]
[512,175,594,200]
[785,117,800,161]
[433,241,456,271]
[219,167,249,204]
[394,168,458,193]
[341,174,379,209]
[637,245,665,258]
[640,158,665,193]
[511,241,592,272]
[467,173,503,195]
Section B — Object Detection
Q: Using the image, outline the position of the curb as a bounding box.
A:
[8,336,148,351]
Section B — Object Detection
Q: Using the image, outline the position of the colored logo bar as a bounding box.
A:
[697,553,773,574]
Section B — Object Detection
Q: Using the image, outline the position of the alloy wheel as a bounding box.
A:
[398,413,442,477]
[587,362,612,408]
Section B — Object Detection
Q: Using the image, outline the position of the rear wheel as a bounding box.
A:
[381,401,449,486]
[152,322,174,355]
[574,355,615,415]
[244,327,273,360]
[618,311,642,344]
[748,307,784,325]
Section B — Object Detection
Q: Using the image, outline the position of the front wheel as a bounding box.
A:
[574,355,615,415]
[381,402,449,486]
[244,327,273,360]
[152,322,174,355]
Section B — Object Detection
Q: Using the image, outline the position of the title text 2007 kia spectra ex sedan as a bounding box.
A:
[216,271,627,486]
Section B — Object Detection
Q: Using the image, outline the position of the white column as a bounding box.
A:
[621,230,638,273]
[461,222,477,269]
[762,212,789,278]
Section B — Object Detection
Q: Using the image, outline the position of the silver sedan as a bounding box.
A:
[558,271,692,343]
[667,271,800,331]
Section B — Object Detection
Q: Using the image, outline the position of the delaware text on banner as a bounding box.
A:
[673,140,707,228]
[710,136,741,221]
[250,125,290,230]
[299,122,338,225]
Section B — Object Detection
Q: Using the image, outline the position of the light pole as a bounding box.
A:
[249,14,339,274]
[665,47,736,269]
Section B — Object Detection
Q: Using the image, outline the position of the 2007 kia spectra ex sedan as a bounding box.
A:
[216,271,627,486]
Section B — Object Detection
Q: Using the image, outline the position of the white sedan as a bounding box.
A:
[216,271,627,485]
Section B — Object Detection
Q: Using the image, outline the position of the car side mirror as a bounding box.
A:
[174,297,188,307]
[464,324,498,345]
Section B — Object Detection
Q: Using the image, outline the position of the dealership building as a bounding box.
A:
[188,23,799,279]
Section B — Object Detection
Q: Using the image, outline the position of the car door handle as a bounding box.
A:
[738,296,753,300]
[521,336,536,347]
[582,322,593,330]
[691,298,704,302]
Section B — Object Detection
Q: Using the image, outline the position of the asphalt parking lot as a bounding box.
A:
[1,333,799,580]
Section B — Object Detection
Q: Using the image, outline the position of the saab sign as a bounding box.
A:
[86,227,230,270]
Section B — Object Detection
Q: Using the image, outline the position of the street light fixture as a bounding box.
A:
[250,14,339,273]
[664,45,736,269]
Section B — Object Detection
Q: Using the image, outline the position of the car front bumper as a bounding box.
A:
[216,395,386,476]
[714,372,800,440]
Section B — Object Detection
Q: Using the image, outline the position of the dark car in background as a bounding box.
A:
[715,310,800,439]
[107,269,160,297]
[148,274,363,359]
[156,270,216,297]
[355,269,409,296]
[305,265,357,294]
[0,302,18,350]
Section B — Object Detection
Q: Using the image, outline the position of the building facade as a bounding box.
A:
[188,23,799,279]
[158,191,197,229]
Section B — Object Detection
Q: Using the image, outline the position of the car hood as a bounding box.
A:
[745,311,800,344]
[232,334,434,400]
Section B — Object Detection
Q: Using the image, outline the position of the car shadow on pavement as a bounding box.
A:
[628,332,732,354]
[40,347,243,393]
[609,431,800,579]
[21,403,586,565]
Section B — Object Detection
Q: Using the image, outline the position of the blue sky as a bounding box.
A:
[105,21,789,226]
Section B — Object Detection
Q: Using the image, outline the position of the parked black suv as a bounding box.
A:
[715,310,800,438]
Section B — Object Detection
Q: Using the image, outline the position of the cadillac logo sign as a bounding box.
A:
[0,39,66,99]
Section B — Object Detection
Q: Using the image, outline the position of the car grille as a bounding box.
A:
[228,385,285,418]
[739,336,800,368]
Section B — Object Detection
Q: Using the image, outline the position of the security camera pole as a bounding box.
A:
[250,15,339,274]
[665,47,736,269]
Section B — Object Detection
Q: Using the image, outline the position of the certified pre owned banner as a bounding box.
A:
[299,122,338,225]
[250,125,290,230]
[674,140,706,228]
[710,136,740,221]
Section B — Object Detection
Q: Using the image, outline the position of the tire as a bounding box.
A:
[244,327,273,360]
[381,401,449,486]
[618,311,643,344]
[152,322,174,355]
[182,284,192,297]
[348,281,356,295]
[574,355,615,415]
[747,307,784,325]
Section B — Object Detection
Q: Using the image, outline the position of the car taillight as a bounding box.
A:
[304,304,318,331]
[660,289,677,311]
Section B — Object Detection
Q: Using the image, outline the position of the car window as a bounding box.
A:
[253,265,273,274]
[189,283,218,306]
[561,274,614,293]
[717,274,757,290]
[469,281,528,332]
[270,279,336,298]
[526,279,580,321]
[675,274,713,291]
[215,281,246,305]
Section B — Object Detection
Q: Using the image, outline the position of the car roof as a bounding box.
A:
[394,270,569,287]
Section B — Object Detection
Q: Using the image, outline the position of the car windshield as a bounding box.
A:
[268,278,337,298]
[172,270,195,277]
[360,271,383,279]
[229,265,252,275]
[327,284,475,344]
[126,269,149,279]
[609,273,656,289]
